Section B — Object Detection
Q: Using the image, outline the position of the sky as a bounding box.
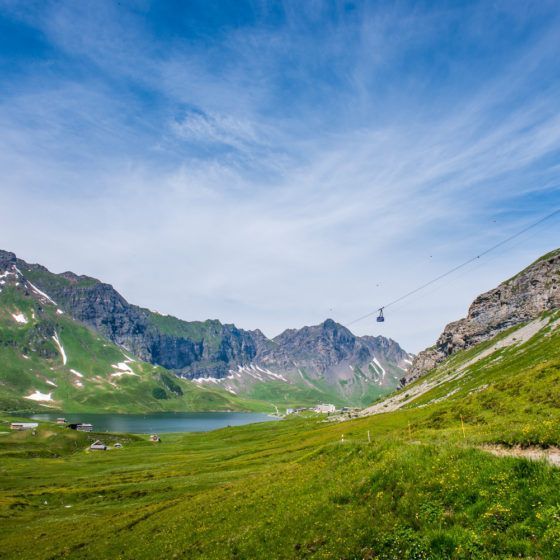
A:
[1,0,560,353]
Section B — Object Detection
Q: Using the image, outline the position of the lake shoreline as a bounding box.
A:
[24,411,282,434]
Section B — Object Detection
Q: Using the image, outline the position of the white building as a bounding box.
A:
[76,423,93,432]
[10,422,38,431]
[314,404,336,414]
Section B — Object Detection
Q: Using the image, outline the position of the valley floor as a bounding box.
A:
[2,406,560,560]
[2,311,560,559]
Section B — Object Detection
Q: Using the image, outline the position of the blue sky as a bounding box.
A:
[1,0,560,352]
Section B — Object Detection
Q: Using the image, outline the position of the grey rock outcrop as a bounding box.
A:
[404,248,560,385]
[0,250,16,269]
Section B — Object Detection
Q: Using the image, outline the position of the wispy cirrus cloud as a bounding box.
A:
[1,0,560,351]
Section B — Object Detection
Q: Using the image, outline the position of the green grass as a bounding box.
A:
[1,310,560,558]
[147,313,224,341]
[244,379,346,410]
[1,402,560,559]
[19,265,100,291]
[398,310,560,447]
[2,298,560,559]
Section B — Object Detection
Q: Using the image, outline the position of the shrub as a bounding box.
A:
[152,387,168,400]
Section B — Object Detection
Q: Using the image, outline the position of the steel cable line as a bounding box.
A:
[346,208,560,327]
[385,220,545,315]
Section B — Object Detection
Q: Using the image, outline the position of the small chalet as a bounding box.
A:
[90,440,107,451]
[10,422,38,431]
[76,423,93,432]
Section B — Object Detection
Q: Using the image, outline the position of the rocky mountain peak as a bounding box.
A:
[404,248,560,384]
[0,250,16,269]
[321,318,342,330]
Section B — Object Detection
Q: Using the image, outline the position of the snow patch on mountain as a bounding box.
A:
[52,332,67,365]
[11,312,27,324]
[27,280,57,305]
[372,357,386,379]
[228,364,288,382]
[25,390,53,402]
[110,370,138,378]
[193,377,220,384]
[112,362,133,373]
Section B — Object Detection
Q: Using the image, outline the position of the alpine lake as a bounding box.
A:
[27,411,281,434]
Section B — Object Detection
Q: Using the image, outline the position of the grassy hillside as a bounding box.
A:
[1,311,560,558]
[375,309,560,447]
[0,283,272,414]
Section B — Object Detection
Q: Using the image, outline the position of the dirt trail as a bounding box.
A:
[481,445,560,467]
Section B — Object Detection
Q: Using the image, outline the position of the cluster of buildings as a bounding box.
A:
[285,403,337,415]
[9,418,94,431]
[284,404,361,416]
[10,418,158,451]
[55,418,94,431]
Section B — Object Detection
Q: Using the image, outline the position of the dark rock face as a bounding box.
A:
[15,274,262,376]
[3,253,284,377]
[4,250,410,385]
[0,250,16,269]
[404,248,560,385]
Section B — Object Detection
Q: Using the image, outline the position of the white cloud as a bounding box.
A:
[1,1,560,352]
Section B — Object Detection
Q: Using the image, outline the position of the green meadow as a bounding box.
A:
[1,311,560,559]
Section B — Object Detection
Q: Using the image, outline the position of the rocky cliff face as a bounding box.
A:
[8,251,263,378]
[3,250,410,397]
[404,248,560,385]
[259,319,410,382]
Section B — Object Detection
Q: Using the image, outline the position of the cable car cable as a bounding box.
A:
[346,207,560,327]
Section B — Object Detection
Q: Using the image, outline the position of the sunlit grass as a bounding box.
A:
[1,311,560,558]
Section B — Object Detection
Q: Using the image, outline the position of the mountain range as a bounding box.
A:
[0,249,411,412]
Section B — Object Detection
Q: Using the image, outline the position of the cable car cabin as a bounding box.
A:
[376,309,385,322]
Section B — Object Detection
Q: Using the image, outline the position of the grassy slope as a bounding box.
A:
[0,285,272,414]
[1,312,560,558]
[396,310,560,446]
[245,379,347,410]
[261,366,393,409]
